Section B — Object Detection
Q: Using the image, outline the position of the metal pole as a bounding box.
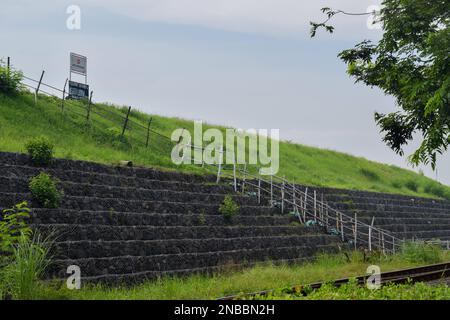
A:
[35,70,45,105]
[145,117,153,148]
[6,57,10,76]
[379,230,382,249]
[313,190,317,221]
[369,217,374,252]
[216,146,223,184]
[321,193,324,221]
[292,181,296,214]
[121,106,132,137]
[281,180,285,214]
[340,213,344,241]
[325,203,329,227]
[86,90,93,121]
[242,163,247,194]
[233,159,237,192]
[354,213,357,250]
[257,176,261,204]
[270,175,273,204]
[61,78,68,113]
[382,233,385,254]
[392,236,395,254]
[304,187,308,221]
[336,211,339,231]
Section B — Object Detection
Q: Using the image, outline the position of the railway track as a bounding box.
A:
[217,261,450,300]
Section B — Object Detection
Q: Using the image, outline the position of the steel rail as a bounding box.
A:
[217,261,450,300]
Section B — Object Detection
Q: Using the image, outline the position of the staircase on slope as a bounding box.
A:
[0,152,342,284]
[316,188,450,242]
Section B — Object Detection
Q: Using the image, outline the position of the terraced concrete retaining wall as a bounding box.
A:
[0,152,341,284]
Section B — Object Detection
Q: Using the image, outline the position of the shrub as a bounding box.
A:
[0,202,32,253]
[404,180,418,192]
[359,168,380,181]
[25,136,54,166]
[219,195,240,220]
[105,127,130,148]
[29,172,62,208]
[424,182,450,199]
[391,181,402,189]
[0,232,53,300]
[400,241,442,264]
[0,61,23,95]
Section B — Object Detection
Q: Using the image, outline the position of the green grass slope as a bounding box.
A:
[1,91,449,199]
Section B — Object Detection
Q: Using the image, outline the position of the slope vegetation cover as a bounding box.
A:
[0,91,449,199]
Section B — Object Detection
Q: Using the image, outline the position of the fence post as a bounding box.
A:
[304,187,308,222]
[86,91,93,122]
[379,230,382,249]
[354,213,357,250]
[392,236,395,254]
[61,78,68,113]
[313,190,317,221]
[7,57,10,76]
[270,175,273,205]
[340,213,344,241]
[216,146,223,184]
[281,180,285,214]
[121,106,132,138]
[233,158,237,192]
[292,180,296,215]
[336,211,339,232]
[325,203,329,227]
[145,117,153,148]
[35,70,45,105]
[242,163,247,194]
[447,240,449,250]
[257,176,261,204]
[368,218,375,252]
[320,193,324,221]
[381,232,385,255]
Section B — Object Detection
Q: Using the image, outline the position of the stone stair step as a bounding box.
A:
[30,209,292,227]
[0,178,260,206]
[324,194,450,210]
[54,256,319,285]
[0,151,216,183]
[328,201,450,214]
[0,192,277,215]
[33,224,317,241]
[47,244,341,279]
[0,168,235,195]
[53,234,338,259]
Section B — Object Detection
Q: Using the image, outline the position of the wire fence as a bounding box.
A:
[18,71,181,161]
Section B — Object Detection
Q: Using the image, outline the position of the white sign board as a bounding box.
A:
[70,53,87,75]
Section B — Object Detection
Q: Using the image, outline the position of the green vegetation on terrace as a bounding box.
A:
[1,90,450,199]
[16,246,450,300]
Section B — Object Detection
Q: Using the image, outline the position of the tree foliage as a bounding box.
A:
[312,0,450,169]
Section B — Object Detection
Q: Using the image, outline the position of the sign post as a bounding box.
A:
[68,52,89,100]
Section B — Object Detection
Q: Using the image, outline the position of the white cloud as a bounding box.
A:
[80,0,382,38]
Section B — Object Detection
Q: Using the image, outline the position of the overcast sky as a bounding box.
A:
[1,0,449,184]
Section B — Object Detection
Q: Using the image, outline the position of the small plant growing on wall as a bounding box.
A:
[219,195,239,221]
[29,172,62,208]
[0,202,32,254]
[198,210,206,226]
[25,136,54,166]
